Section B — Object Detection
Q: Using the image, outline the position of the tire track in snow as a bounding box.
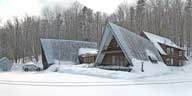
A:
[0,79,192,87]
[0,77,191,84]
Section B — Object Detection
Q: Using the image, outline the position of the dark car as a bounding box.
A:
[23,64,41,72]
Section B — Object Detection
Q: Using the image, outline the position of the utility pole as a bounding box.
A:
[141,62,144,72]
[56,13,63,69]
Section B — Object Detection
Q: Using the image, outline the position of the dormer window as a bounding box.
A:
[148,56,158,63]
[146,50,158,63]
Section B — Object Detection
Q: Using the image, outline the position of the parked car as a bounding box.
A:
[23,64,41,72]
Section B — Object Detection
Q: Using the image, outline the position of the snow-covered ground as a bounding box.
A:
[1,71,192,96]
[1,60,192,96]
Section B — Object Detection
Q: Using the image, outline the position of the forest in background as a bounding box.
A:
[0,0,192,63]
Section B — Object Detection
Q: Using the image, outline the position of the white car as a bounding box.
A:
[23,64,41,72]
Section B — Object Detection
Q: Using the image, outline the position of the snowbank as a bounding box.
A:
[131,58,170,75]
[46,64,138,79]
[45,61,170,80]
[11,58,171,80]
[54,60,76,65]
[180,59,192,72]
[11,62,43,72]
[11,64,25,71]
[75,63,95,68]
[161,58,192,73]
[78,48,98,55]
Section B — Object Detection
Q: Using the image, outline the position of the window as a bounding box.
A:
[166,58,171,65]
[167,47,174,55]
[112,56,115,65]
[179,60,183,66]
[171,58,174,65]
[171,48,174,54]
[146,50,158,63]
[179,51,183,56]
[123,56,128,66]
[112,55,125,66]
[166,58,174,65]
[148,56,158,63]
[116,56,120,66]
[167,48,171,54]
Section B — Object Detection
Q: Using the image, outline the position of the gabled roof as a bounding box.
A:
[40,39,97,65]
[96,23,163,65]
[142,31,184,55]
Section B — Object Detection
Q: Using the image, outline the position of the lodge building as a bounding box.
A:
[140,31,187,66]
[95,22,166,71]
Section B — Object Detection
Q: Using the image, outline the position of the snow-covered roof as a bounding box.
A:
[143,31,184,55]
[41,39,97,65]
[78,48,98,55]
[96,23,163,65]
[0,57,13,71]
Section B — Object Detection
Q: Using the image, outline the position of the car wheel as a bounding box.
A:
[36,68,40,71]
[24,68,28,72]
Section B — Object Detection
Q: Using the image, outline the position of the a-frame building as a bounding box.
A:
[96,23,168,72]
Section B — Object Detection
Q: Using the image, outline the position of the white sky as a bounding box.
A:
[0,0,136,23]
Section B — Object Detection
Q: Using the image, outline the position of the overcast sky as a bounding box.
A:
[0,0,136,22]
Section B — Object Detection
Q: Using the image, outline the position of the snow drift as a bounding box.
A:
[45,60,170,80]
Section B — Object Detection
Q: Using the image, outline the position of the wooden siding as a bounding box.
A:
[101,53,129,66]
[100,37,130,67]
[79,55,96,64]
[140,32,186,66]
[159,43,185,66]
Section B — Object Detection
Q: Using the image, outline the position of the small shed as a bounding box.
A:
[0,57,13,71]
[78,48,98,64]
[40,39,97,69]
